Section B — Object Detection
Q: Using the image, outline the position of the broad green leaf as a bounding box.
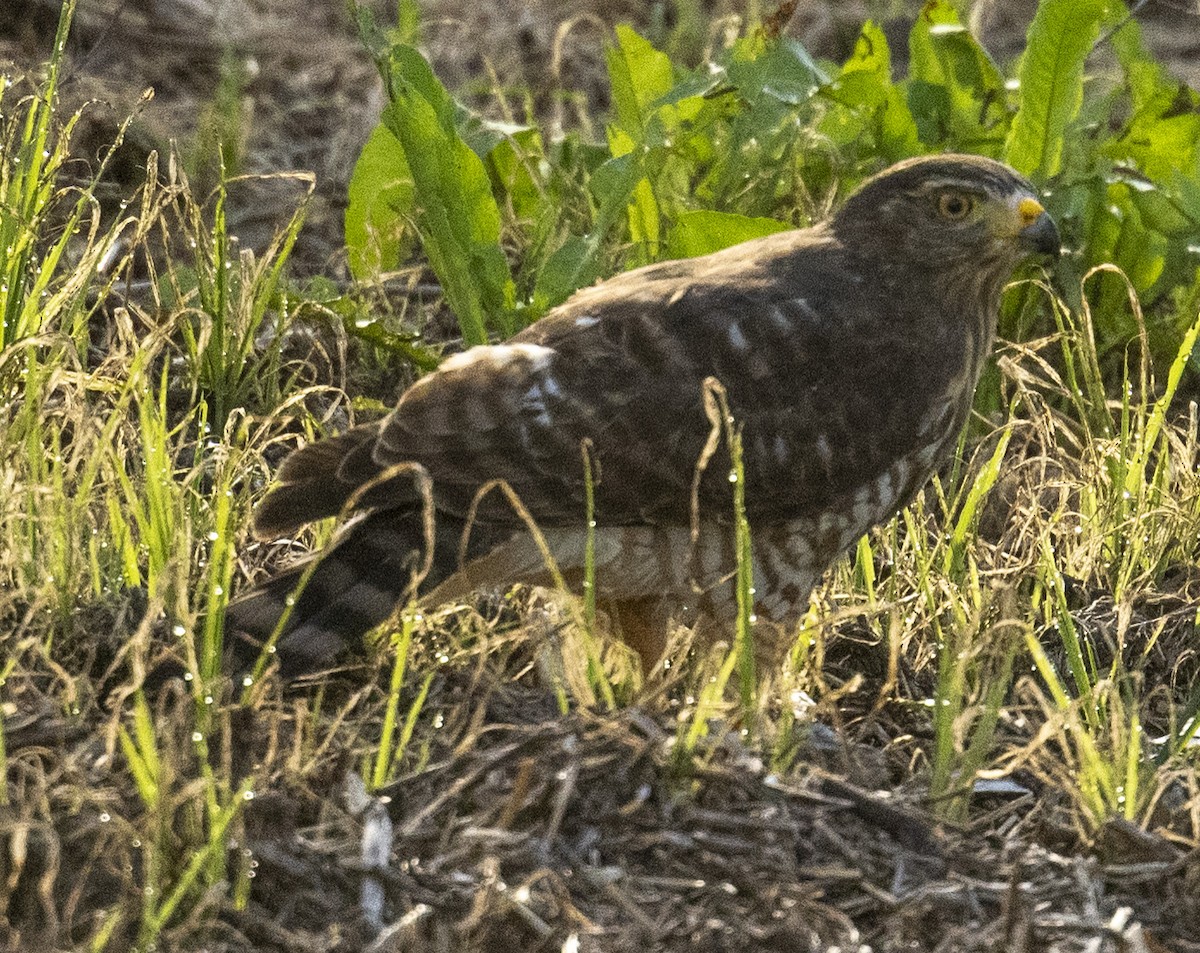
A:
[666,210,790,258]
[488,127,546,223]
[1004,0,1108,180]
[1105,19,1200,181]
[824,22,920,161]
[385,43,458,129]
[531,153,645,309]
[380,45,516,343]
[345,125,415,281]
[396,0,420,43]
[605,125,659,266]
[385,42,514,159]
[607,25,674,135]
[1083,181,1168,345]
[725,35,826,106]
[588,151,642,207]
[534,234,598,308]
[907,0,1007,152]
[625,176,661,265]
[1116,112,1200,183]
[1128,182,1196,238]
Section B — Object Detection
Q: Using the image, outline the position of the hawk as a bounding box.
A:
[227,154,1060,677]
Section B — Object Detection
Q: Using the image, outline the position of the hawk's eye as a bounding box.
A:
[937,192,975,220]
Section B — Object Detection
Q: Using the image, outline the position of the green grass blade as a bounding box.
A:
[372,611,418,789]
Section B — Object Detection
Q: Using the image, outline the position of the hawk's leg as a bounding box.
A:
[607,597,675,673]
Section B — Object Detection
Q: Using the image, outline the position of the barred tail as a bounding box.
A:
[226,506,452,678]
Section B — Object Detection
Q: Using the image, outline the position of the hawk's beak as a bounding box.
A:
[1016,197,1060,260]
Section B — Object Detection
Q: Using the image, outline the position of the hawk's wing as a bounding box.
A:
[371,226,958,528]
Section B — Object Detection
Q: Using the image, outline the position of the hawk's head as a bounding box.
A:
[832,154,1060,275]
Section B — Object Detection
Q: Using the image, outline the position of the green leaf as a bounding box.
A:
[378,44,516,343]
[725,35,826,107]
[588,151,643,207]
[607,25,675,135]
[907,0,1007,152]
[1127,182,1195,238]
[530,153,644,309]
[824,22,920,161]
[666,210,790,258]
[384,43,459,128]
[1004,0,1108,180]
[1105,19,1200,181]
[534,234,598,308]
[1083,181,1169,345]
[488,126,546,223]
[625,176,661,265]
[396,0,420,43]
[345,125,415,281]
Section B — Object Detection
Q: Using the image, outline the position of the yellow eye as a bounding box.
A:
[937,192,975,220]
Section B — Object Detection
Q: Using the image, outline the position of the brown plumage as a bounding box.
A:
[227,154,1060,677]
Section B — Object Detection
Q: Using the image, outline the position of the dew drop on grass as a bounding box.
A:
[243,790,255,801]
[172,624,186,637]
[207,531,220,541]
[183,671,194,681]
[242,675,253,687]
[99,812,110,822]
[192,731,203,742]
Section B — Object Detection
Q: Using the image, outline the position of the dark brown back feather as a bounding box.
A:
[252,423,383,538]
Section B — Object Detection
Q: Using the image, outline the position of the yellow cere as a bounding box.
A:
[1018,196,1045,227]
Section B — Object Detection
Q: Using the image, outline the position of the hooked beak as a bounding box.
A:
[1016,196,1061,260]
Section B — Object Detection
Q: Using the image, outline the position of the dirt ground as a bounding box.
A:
[5,1,1200,951]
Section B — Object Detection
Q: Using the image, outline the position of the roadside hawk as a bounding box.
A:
[227,153,1060,677]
